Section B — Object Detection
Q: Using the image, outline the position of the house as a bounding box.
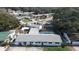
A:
[13,34,62,46]
[12,28,62,46]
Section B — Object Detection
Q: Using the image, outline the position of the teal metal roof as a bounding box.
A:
[0,32,9,41]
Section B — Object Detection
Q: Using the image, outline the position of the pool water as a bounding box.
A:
[0,32,9,41]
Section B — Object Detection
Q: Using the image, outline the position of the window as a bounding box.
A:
[35,42,38,43]
[35,42,41,43]
[30,42,33,44]
[55,42,59,44]
[43,42,47,43]
[49,42,52,44]
[38,42,41,43]
[24,42,26,45]
[19,42,22,46]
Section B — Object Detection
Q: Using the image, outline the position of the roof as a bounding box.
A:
[29,28,39,34]
[27,24,41,29]
[21,27,29,31]
[33,13,53,17]
[15,34,62,42]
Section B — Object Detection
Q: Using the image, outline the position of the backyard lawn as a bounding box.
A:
[23,18,32,23]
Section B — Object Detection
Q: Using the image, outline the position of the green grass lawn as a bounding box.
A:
[44,47,70,51]
[23,18,32,23]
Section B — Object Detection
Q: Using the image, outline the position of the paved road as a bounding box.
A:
[7,47,43,51]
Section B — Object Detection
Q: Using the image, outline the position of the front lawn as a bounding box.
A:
[44,47,70,51]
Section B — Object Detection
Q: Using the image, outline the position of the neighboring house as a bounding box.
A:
[33,13,54,19]
[32,13,53,25]
[8,9,34,21]
[8,9,18,15]
[27,24,42,30]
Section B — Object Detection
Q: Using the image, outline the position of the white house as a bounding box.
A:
[13,34,62,46]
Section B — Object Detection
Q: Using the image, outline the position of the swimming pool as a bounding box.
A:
[0,32,10,41]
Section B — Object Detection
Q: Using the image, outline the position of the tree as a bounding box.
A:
[0,12,19,32]
[53,7,79,33]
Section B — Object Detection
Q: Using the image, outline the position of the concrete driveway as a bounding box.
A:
[7,47,43,51]
[72,47,79,51]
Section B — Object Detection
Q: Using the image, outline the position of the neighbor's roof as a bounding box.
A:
[0,32,9,41]
[15,34,62,42]
[21,27,29,31]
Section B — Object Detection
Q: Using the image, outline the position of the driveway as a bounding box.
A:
[72,47,79,51]
[7,47,44,51]
[0,47,5,51]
